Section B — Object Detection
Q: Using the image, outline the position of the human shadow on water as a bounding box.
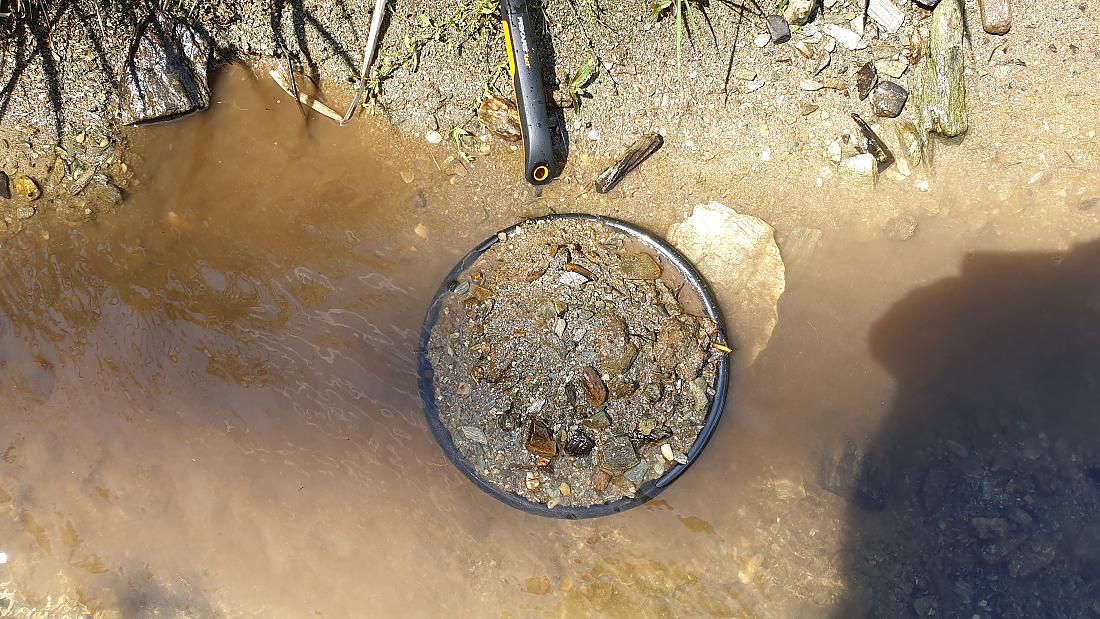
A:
[827,239,1100,618]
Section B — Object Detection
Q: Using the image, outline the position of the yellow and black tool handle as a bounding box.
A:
[501,0,555,185]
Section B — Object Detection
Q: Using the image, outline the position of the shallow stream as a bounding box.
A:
[1,66,1099,617]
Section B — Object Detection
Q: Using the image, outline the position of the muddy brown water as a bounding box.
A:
[1,66,1099,617]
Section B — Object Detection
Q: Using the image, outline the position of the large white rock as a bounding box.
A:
[668,202,786,365]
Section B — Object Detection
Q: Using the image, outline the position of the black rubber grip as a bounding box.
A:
[501,0,556,185]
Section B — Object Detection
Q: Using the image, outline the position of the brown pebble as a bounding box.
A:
[0,171,10,200]
[477,94,522,142]
[978,0,1011,34]
[591,468,612,492]
[525,418,558,459]
[580,366,608,407]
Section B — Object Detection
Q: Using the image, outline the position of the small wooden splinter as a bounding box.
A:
[269,69,344,123]
[594,133,664,194]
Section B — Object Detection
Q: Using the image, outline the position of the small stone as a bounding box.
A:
[822,24,866,50]
[895,120,925,175]
[838,154,878,186]
[793,40,813,58]
[799,79,824,91]
[686,376,710,412]
[559,271,589,286]
[766,15,791,43]
[886,214,917,240]
[459,426,488,444]
[498,413,522,431]
[13,175,40,201]
[1007,507,1033,526]
[800,102,819,116]
[856,62,878,100]
[559,482,571,497]
[783,0,816,26]
[603,342,638,374]
[978,0,1011,34]
[661,443,675,461]
[867,0,904,33]
[620,252,661,279]
[0,171,9,199]
[744,80,765,94]
[637,417,657,436]
[426,130,443,144]
[582,410,612,430]
[525,471,541,490]
[602,435,639,473]
[477,94,522,142]
[732,68,757,81]
[624,460,649,486]
[400,171,415,184]
[590,468,612,491]
[580,366,608,407]
[753,33,771,47]
[607,378,636,399]
[872,82,908,117]
[16,206,36,219]
[813,53,831,76]
[914,0,940,7]
[878,59,909,79]
[564,427,596,457]
[525,419,558,459]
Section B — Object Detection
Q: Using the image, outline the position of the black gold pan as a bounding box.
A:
[500,0,556,185]
[417,215,731,518]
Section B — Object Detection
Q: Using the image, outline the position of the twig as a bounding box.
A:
[278,40,306,119]
[339,0,387,124]
[269,69,343,122]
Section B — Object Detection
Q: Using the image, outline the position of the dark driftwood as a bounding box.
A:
[595,133,664,194]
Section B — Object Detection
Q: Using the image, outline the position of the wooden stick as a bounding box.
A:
[339,0,388,124]
[269,69,344,123]
[594,133,664,194]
